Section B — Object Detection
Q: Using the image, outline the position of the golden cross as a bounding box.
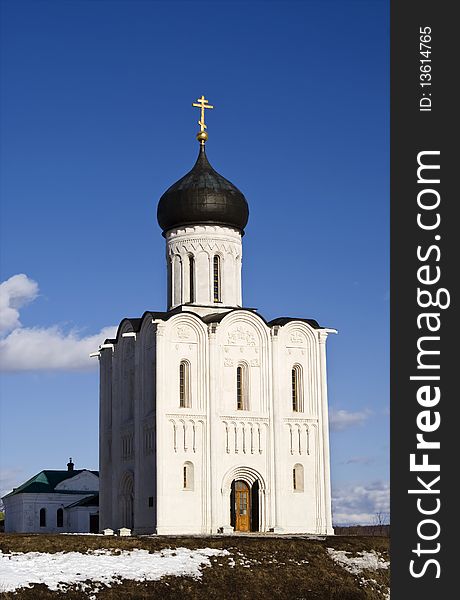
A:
[192,95,214,132]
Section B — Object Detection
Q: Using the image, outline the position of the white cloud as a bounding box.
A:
[0,325,117,372]
[0,274,39,335]
[329,408,371,431]
[332,481,390,525]
[0,274,116,372]
[340,456,375,466]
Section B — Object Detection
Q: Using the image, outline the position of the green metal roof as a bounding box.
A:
[2,470,99,499]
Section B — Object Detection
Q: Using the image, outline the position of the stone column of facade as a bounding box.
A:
[318,329,335,535]
[270,326,283,532]
[99,348,112,531]
[133,333,143,534]
[110,346,122,529]
[207,322,221,532]
[153,320,166,533]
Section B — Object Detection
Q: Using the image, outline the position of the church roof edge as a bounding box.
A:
[104,309,331,346]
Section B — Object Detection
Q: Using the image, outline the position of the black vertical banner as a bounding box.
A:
[391,1,457,598]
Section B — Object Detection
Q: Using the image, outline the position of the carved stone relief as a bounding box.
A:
[227,326,256,346]
[290,331,304,345]
[176,326,192,340]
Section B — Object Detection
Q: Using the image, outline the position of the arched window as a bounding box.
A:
[189,255,195,303]
[183,461,194,490]
[293,464,304,492]
[179,360,191,408]
[56,507,63,528]
[291,365,303,412]
[237,364,249,410]
[213,255,221,302]
[39,508,46,527]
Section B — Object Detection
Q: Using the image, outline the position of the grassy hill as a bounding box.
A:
[0,534,389,600]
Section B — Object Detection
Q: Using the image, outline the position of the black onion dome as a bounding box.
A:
[157,145,249,235]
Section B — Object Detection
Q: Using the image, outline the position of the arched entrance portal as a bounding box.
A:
[230,479,260,532]
[222,466,266,533]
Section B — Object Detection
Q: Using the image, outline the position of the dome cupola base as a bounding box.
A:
[166,224,242,312]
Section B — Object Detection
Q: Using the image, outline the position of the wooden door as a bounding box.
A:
[235,480,250,532]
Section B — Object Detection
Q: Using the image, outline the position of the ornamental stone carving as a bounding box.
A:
[227,326,256,346]
[176,326,192,339]
[290,331,304,344]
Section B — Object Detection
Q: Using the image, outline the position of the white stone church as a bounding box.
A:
[97,99,336,535]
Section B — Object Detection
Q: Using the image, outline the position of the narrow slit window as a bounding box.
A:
[39,508,46,527]
[213,255,221,302]
[292,365,303,412]
[237,364,248,410]
[183,462,194,490]
[56,508,63,528]
[292,368,298,411]
[179,361,191,408]
[293,464,304,492]
[189,255,195,303]
[237,366,243,409]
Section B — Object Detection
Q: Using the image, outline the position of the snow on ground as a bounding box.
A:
[327,549,390,599]
[327,548,389,575]
[0,547,229,594]
[60,533,104,536]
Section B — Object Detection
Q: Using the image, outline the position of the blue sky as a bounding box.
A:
[0,0,389,524]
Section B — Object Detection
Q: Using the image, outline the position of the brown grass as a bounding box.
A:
[334,525,390,537]
[0,534,389,600]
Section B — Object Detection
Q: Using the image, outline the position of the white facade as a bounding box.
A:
[99,222,336,535]
[2,470,99,534]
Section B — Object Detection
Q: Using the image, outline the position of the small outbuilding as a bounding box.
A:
[2,459,99,533]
